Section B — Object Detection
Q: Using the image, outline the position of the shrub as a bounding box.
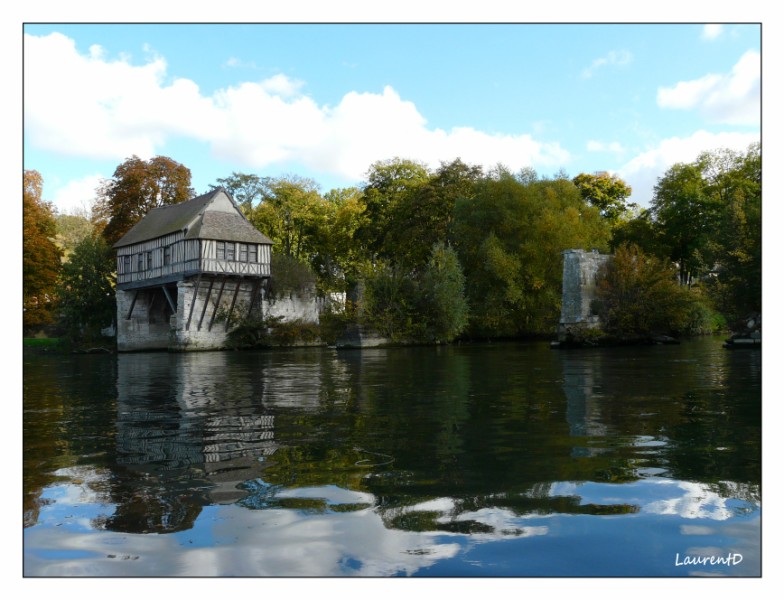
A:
[595,243,701,339]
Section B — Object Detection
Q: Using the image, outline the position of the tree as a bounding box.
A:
[358,158,430,258]
[23,170,62,329]
[594,243,698,339]
[246,175,324,261]
[312,187,368,294]
[572,172,633,224]
[55,214,94,258]
[209,172,268,212]
[700,143,761,323]
[59,235,116,340]
[361,243,469,343]
[382,159,483,270]
[650,162,717,286]
[94,155,194,246]
[418,242,469,341]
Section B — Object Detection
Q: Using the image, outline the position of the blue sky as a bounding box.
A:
[23,21,761,214]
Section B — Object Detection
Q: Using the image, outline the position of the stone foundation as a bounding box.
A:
[117,276,327,352]
[116,287,176,351]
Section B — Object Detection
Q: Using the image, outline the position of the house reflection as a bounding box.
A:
[106,352,278,532]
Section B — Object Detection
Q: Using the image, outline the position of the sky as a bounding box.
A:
[22,20,761,214]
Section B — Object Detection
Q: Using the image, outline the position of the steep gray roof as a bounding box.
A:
[185,210,273,244]
[113,189,272,248]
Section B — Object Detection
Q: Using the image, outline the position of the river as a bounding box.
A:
[23,337,761,577]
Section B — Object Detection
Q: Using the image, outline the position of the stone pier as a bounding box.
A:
[557,249,612,342]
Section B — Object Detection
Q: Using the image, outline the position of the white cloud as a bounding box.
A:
[24,32,569,185]
[581,49,633,79]
[259,73,305,98]
[702,24,723,40]
[618,130,760,207]
[50,173,104,215]
[586,140,624,153]
[657,50,760,125]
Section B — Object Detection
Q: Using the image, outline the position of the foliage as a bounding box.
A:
[23,170,62,329]
[246,175,324,261]
[94,155,194,246]
[209,172,268,211]
[572,172,634,224]
[451,171,610,337]
[362,243,468,343]
[418,242,470,341]
[361,264,423,342]
[594,243,705,339]
[55,213,94,258]
[358,157,430,258]
[267,253,317,299]
[268,319,321,346]
[59,235,116,340]
[380,159,483,269]
[310,187,367,294]
[700,143,761,324]
[642,143,761,324]
[318,300,360,346]
[225,314,321,349]
[649,161,717,286]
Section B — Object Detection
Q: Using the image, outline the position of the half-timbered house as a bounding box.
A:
[114,188,273,351]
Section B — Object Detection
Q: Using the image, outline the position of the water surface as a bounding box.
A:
[23,338,761,576]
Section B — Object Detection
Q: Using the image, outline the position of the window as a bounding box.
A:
[216,241,225,260]
[123,256,131,273]
[226,243,235,261]
[249,245,258,263]
[137,253,144,271]
[146,251,153,270]
[164,245,172,266]
[239,243,248,262]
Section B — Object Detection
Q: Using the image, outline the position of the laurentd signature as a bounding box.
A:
[675,552,743,567]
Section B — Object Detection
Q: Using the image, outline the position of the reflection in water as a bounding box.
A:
[23,339,761,576]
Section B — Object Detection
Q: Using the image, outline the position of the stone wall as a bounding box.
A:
[558,249,612,340]
[265,290,322,323]
[118,277,327,352]
[170,279,261,351]
[116,288,174,352]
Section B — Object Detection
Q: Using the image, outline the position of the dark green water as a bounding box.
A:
[23,338,761,576]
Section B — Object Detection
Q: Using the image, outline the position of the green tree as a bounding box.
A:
[312,187,368,294]
[572,172,634,224]
[209,172,268,212]
[382,159,483,270]
[23,170,62,329]
[95,155,194,246]
[358,158,430,258]
[55,213,94,259]
[594,243,698,339]
[246,175,323,261]
[418,242,469,341]
[362,243,468,343]
[700,143,761,323]
[59,235,116,340]
[649,162,718,286]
